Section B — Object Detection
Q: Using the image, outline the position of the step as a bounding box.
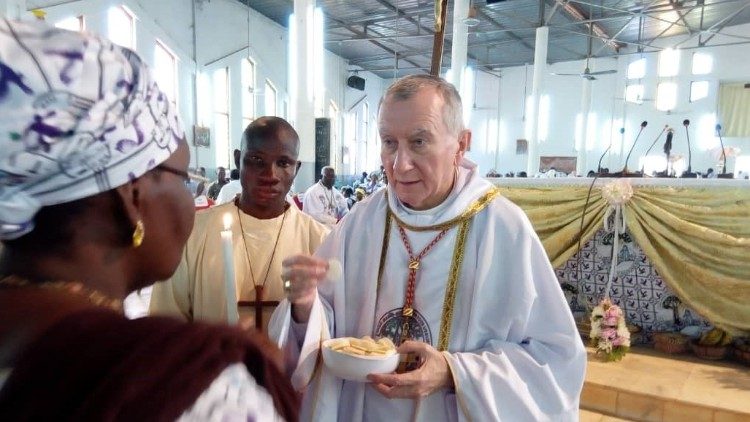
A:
[580,408,633,421]
[580,347,750,422]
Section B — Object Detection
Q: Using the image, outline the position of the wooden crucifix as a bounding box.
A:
[238,285,279,331]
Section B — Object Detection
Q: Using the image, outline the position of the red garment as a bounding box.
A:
[292,194,303,210]
[0,309,298,421]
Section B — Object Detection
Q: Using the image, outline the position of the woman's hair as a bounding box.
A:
[2,190,132,255]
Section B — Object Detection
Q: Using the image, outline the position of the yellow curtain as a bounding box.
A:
[625,187,750,334]
[499,185,750,334]
[497,186,607,268]
[718,83,750,137]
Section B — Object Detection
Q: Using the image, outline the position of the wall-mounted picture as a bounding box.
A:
[193,125,210,147]
[516,139,528,155]
[539,156,577,174]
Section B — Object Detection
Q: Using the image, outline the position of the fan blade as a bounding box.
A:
[551,72,581,76]
[588,69,617,76]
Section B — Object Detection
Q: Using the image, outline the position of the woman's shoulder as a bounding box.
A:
[178,363,282,421]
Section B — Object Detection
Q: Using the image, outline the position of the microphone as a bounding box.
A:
[715,123,734,179]
[681,119,696,178]
[596,131,618,174]
[664,129,673,156]
[642,125,669,175]
[660,129,674,177]
[622,121,647,175]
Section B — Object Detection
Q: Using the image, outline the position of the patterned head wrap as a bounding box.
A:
[0,19,185,240]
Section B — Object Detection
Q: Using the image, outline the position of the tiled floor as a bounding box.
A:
[581,347,750,422]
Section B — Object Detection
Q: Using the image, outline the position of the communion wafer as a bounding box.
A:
[326,259,342,282]
[325,336,397,357]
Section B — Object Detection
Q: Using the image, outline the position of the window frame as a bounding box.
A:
[213,67,231,168]
[55,15,85,32]
[153,39,178,105]
[107,5,136,50]
[264,78,277,117]
[242,58,256,128]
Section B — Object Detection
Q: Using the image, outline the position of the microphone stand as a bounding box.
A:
[716,124,734,179]
[681,120,696,178]
[641,125,668,176]
[615,122,647,177]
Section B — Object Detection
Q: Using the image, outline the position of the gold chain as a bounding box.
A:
[0,275,124,312]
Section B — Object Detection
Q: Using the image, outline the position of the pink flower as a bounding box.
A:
[601,328,617,340]
[604,316,619,326]
[612,337,624,346]
[605,306,622,319]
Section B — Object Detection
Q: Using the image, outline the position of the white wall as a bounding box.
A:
[24,0,389,183]
[194,0,291,171]
[467,22,750,176]
[28,0,199,164]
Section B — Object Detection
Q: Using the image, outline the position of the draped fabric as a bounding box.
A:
[497,186,607,269]
[496,184,750,335]
[718,83,750,137]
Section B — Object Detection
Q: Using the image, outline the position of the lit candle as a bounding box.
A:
[221,213,239,324]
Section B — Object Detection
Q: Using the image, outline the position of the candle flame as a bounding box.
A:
[223,213,232,230]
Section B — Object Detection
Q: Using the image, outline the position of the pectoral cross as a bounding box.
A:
[237,285,279,331]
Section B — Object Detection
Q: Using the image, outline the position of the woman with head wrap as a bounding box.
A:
[0,19,297,421]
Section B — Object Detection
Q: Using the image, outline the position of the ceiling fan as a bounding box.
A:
[551,61,617,80]
[551,20,616,81]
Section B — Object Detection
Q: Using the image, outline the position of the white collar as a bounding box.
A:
[387,158,495,228]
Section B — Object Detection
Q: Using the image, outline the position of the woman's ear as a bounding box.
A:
[114,179,143,227]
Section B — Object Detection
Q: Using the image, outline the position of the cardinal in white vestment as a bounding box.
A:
[269,76,586,421]
[150,117,329,331]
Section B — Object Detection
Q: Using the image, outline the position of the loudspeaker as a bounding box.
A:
[347,75,366,91]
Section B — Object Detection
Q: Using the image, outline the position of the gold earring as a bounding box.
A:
[132,220,145,248]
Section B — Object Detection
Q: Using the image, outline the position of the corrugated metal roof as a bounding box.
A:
[237,0,750,78]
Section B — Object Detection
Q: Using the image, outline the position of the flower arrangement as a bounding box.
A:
[590,299,630,361]
[601,179,633,206]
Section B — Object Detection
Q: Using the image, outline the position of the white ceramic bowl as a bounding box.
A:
[321,338,400,382]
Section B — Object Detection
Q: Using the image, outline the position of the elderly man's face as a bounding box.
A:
[321,168,336,189]
[378,87,469,210]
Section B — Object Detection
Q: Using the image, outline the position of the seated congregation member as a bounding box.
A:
[272,75,586,421]
[150,117,329,332]
[0,20,296,421]
[207,166,228,200]
[341,186,356,210]
[216,168,242,204]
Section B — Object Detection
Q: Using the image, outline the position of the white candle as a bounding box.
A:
[221,213,239,324]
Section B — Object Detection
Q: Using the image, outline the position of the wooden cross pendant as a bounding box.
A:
[237,285,280,330]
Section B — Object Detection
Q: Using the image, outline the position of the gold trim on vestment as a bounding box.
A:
[376,210,392,296]
[374,187,497,351]
[438,218,470,351]
[387,187,501,232]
